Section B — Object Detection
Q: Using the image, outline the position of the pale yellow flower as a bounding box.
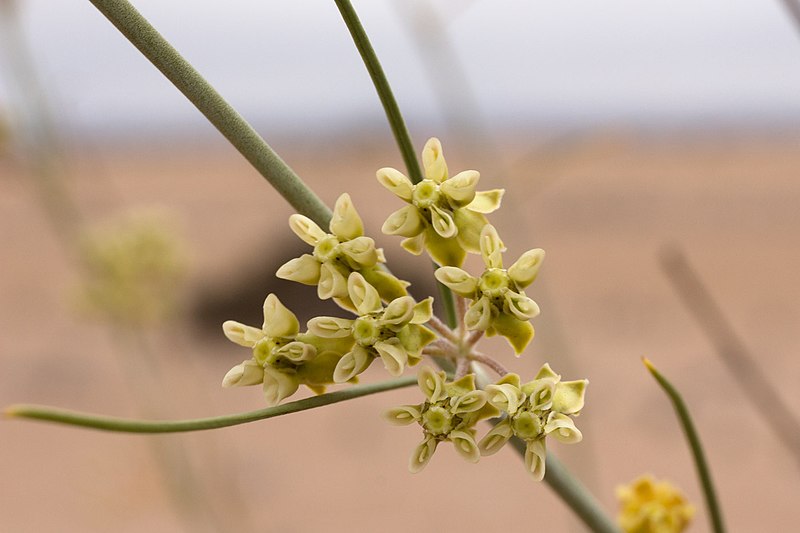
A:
[435,224,544,354]
[385,367,499,472]
[377,137,504,267]
[307,273,435,382]
[616,475,695,533]
[478,363,587,480]
[277,193,408,308]
[222,294,352,405]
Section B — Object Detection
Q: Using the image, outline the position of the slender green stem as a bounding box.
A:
[86,0,332,228]
[334,0,422,184]
[334,0,458,328]
[506,436,620,533]
[4,376,417,434]
[643,358,726,533]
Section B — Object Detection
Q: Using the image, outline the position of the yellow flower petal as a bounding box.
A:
[417,366,446,403]
[382,205,425,237]
[383,405,422,426]
[524,439,547,481]
[508,248,545,289]
[330,193,364,241]
[275,254,321,285]
[376,167,414,201]
[374,338,409,376]
[440,170,479,207]
[333,344,373,383]
[478,419,514,456]
[434,266,477,297]
[318,262,349,299]
[422,137,448,183]
[262,294,300,338]
[347,272,382,315]
[429,204,457,238]
[222,320,264,347]
[221,359,264,387]
[450,430,480,463]
[409,436,438,473]
[479,224,505,269]
[288,214,326,246]
[262,367,300,406]
[466,189,505,213]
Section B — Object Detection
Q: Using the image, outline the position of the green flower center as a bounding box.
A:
[253,337,295,369]
[512,411,543,440]
[412,180,441,209]
[479,268,510,297]
[353,316,380,346]
[252,338,277,365]
[314,235,340,262]
[422,405,453,435]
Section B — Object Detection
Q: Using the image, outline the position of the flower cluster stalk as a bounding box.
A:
[5,376,418,433]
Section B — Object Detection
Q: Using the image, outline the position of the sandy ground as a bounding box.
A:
[1,131,799,532]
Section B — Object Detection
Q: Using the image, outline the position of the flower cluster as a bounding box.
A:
[616,475,695,533]
[384,366,498,472]
[222,294,353,406]
[307,272,436,382]
[385,363,587,478]
[478,363,587,480]
[222,136,589,485]
[78,209,185,324]
[377,138,504,267]
[436,224,544,353]
[277,193,408,310]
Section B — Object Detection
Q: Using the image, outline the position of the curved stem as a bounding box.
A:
[469,353,508,377]
[643,358,726,533]
[86,0,332,228]
[5,376,417,434]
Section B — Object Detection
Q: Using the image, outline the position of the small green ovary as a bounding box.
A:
[512,411,543,440]
[353,316,381,346]
[479,268,510,297]
[313,235,340,262]
[412,180,441,209]
[422,405,454,436]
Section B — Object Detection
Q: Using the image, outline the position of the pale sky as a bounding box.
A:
[2,0,800,139]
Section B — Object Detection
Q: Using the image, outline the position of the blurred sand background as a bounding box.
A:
[2,131,799,532]
[3,1,800,532]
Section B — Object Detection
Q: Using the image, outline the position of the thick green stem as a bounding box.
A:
[505,436,621,533]
[5,376,417,433]
[643,358,726,533]
[86,0,331,228]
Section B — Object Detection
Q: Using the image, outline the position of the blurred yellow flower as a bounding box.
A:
[616,475,695,533]
[78,209,185,324]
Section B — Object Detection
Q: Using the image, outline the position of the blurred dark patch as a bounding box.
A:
[189,238,440,354]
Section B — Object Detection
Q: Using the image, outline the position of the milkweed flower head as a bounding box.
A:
[222,294,353,406]
[435,224,544,354]
[222,136,591,488]
[477,363,587,480]
[384,367,499,472]
[377,138,504,267]
[78,209,186,324]
[616,475,695,533]
[307,272,436,383]
[277,193,408,310]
